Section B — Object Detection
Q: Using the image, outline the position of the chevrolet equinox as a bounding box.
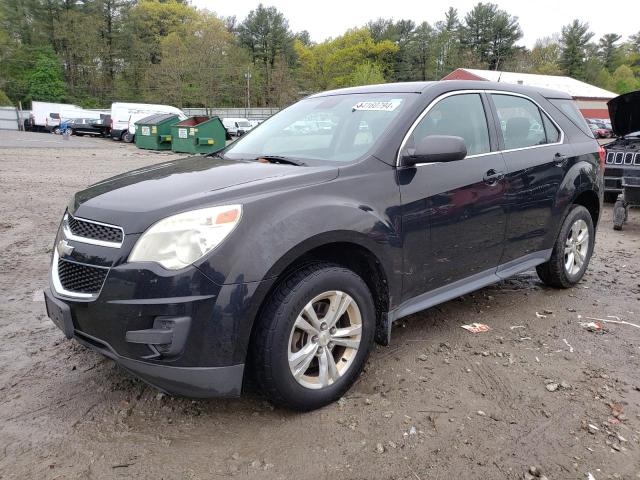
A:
[45,81,604,410]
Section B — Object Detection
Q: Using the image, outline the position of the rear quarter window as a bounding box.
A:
[548,98,594,138]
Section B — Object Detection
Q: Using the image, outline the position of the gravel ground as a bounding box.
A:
[1,131,639,480]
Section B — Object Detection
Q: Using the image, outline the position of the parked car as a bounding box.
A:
[65,118,110,137]
[589,123,610,139]
[45,81,603,411]
[586,118,612,138]
[603,90,640,202]
[222,118,253,136]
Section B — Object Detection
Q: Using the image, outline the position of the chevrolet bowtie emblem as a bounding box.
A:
[57,239,74,257]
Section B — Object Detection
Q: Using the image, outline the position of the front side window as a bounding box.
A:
[492,94,560,149]
[225,93,414,163]
[408,93,491,156]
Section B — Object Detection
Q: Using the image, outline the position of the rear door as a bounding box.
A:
[399,92,508,300]
[487,93,571,267]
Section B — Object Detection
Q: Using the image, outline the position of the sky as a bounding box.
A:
[191,0,638,48]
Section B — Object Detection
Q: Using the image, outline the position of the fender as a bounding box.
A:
[546,154,602,247]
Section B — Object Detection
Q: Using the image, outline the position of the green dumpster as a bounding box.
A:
[134,113,181,150]
[171,116,226,154]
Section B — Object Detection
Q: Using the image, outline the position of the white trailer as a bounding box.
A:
[30,101,79,132]
[110,102,186,142]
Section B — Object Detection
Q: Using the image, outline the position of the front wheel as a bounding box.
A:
[123,131,134,143]
[536,205,595,288]
[251,263,375,411]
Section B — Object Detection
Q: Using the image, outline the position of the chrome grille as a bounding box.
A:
[606,151,615,164]
[56,258,108,294]
[624,152,634,165]
[64,214,123,247]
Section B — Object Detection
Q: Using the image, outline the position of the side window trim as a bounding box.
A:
[487,92,566,153]
[396,89,567,166]
[396,90,494,165]
[480,91,501,153]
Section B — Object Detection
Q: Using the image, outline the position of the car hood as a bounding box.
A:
[608,90,640,137]
[71,156,339,234]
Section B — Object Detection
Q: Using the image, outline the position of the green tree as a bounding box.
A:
[529,37,563,74]
[460,2,522,70]
[0,89,11,105]
[350,61,385,86]
[367,18,415,81]
[146,14,249,108]
[598,33,622,73]
[238,4,295,106]
[26,50,67,102]
[295,29,398,91]
[559,20,594,79]
[406,22,436,81]
[629,31,640,54]
[433,8,461,78]
[611,64,639,93]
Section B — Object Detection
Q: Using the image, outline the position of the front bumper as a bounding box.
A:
[45,255,264,397]
[74,326,244,398]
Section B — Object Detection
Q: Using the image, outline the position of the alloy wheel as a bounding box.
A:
[287,290,362,389]
[564,218,589,276]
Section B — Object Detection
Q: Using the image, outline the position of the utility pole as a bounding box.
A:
[244,71,252,115]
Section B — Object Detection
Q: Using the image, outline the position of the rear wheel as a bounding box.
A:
[52,127,60,135]
[536,205,594,288]
[251,263,375,411]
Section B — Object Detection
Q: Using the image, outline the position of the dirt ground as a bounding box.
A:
[1,131,639,480]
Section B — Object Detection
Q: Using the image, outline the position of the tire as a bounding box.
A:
[52,127,60,135]
[123,132,134,143]
[613,198,626,231]
[251,263,375,411]
[536,205,595,288]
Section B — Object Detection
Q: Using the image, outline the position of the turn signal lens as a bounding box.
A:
[216,209,239,224]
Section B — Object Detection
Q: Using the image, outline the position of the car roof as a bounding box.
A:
[308,80,573,100]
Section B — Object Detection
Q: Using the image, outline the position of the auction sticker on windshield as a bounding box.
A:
[352,99,402,112]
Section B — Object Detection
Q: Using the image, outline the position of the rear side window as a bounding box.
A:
[409,93,491,156]
[491,94,559,149]
[548,98,593,137]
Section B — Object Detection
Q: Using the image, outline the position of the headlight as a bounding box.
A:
[129,205,242,270]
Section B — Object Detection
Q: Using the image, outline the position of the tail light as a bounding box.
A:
[598,146,606,168]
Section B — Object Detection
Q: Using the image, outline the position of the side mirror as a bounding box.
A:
[401,135,467,166]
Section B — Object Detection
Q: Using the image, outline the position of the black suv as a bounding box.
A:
[45,81,603,410]
[603,91,640,200]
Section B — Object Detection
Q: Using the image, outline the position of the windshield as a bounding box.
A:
[224,93,412,163]
[237,121,251,127]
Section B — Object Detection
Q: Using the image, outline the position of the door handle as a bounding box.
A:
[483,169,505,186]
[554,152,568,167]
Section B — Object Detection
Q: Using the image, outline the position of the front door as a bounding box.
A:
[399,92,508,301]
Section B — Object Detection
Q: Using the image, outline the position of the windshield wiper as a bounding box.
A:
[256,155,306,166]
